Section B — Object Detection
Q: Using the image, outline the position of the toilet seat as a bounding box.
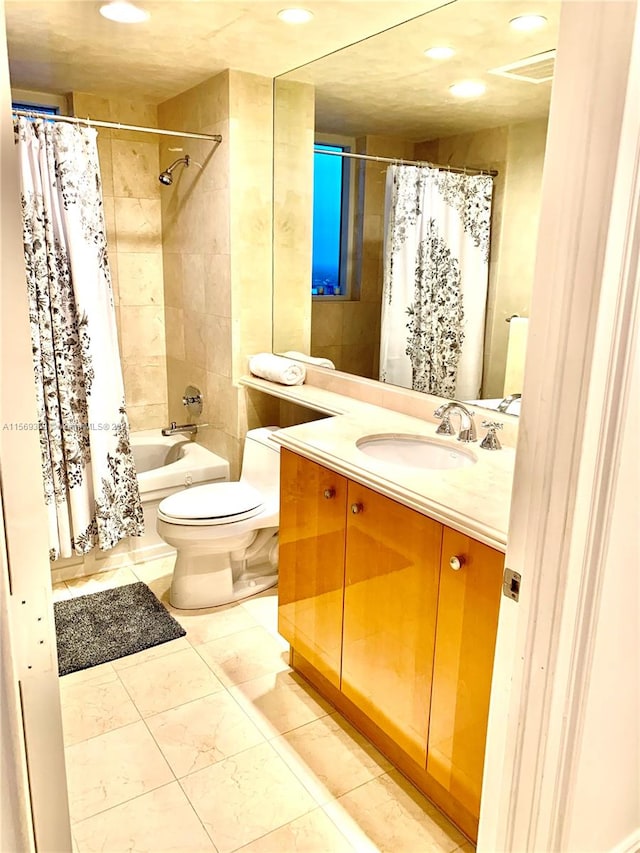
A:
[158,482,265,527]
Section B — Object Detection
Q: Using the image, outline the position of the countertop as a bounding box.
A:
[241,376,515,552]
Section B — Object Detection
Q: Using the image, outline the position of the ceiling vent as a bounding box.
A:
[489,49,556,84]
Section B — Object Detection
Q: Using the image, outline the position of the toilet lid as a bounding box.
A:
[159,482,264,522]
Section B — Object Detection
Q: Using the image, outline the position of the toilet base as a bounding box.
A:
[169,549,278,610]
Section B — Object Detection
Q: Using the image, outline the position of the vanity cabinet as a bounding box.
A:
[342,480,441,766]
[277,450,347,687]
[278,448,504,841]
[427,528,504,819]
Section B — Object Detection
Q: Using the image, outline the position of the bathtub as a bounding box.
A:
[51,430,229,582]
[132,430,230,502]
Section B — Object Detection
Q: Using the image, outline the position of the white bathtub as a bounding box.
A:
[132,430,230,502]
[51,430,230,582]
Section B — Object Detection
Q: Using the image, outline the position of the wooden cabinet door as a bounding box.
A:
[427,527,504,819]
[278,449,347,688]
[341,482,442,766]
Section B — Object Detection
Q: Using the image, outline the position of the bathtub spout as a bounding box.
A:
[161,422,198,437]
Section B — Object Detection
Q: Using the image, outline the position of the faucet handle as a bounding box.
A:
[480,421,503,450]
[435,413,455,436]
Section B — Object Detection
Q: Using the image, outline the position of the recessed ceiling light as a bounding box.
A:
[449,80,486,98]
[277,8,314,24]
[424,46,455,60]
[99,1,150,23]
[509,14,547,31]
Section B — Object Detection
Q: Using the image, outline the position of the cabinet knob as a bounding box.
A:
[449,555,465,571]
[323,488,335,500]
[351,503,364,514]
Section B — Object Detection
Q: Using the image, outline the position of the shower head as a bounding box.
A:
[158,155,190,186]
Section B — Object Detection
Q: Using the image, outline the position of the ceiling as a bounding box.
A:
[280,0,560,140]
[5,0,445,102]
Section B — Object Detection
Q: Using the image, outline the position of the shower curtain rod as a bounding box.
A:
[12,108,222,142]
[313,146,498,177]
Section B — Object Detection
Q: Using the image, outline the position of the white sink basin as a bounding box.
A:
[356,433,477,470]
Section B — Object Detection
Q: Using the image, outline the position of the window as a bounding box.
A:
[312,143,351,296]
[12,101,60,116]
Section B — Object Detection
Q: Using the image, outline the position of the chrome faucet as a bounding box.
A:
[161,421,197,437]
[497,393,522,413]
[433,401,477,443]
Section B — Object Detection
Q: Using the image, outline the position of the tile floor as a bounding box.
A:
[54,558,474,853]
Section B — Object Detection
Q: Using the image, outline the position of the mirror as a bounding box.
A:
[272,0,560,411]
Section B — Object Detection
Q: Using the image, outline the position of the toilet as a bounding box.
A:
[156,427,281,609]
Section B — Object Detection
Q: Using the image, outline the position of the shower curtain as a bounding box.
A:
[380,164,493,399]
[14,117,143,560]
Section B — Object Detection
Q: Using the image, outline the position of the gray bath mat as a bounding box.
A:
[54,581,186,677]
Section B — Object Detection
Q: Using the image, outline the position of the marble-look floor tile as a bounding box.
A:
[271,713,392,804]
[324,769,467,853]
[59,661,118,688]
[60,677,140,746]
[118,647,224,717]
[146,691,265,778]
[228,670,332,738]
[111,636,190,671]
[131,555,176,586]
[172,601,259,647]
[236,807,356,852]
[52,581,72,602]
[180,742,316,853]
[65,721,173,822]
[64,567,139,597]
[72,781,215,852]
[196,625,290,687]
[239,589,279,634]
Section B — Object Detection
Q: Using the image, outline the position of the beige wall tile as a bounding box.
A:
[119,305,166,359]
[204,254,231,317]
[102,196,116,249]
[205,371,238,435]
[165,306,185,361]
[112,139,160,200]
[109,98,158,143]
[311,302,344,348]
[125,403,168,431]
[97,137,114,197]
[181,254,206,313]
[184,310,207,370]
[122,357,169,407]
[118,253,164,306]
[71,93,112,129]
[114,198,162,254]
[162,252,183,309]
[205,315,232,378]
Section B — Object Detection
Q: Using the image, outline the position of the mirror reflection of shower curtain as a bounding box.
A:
[380,164,493,399]
[14,117,143,560]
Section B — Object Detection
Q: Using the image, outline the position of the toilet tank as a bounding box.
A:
[240,427,281,495]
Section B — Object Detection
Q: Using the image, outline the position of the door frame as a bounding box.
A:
[0,0,72,848]
[479,2,640,851]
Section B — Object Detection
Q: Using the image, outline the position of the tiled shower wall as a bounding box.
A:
[159,70,277,479]
[71,92,168,431]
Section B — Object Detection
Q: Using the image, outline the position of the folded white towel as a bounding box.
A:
[283,351,336,370]
[248,353,306,386]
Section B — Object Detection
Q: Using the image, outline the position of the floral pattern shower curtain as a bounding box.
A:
[14,117,143,560]
[380,164,493,399]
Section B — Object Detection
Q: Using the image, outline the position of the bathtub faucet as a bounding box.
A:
[161,422,198,437]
